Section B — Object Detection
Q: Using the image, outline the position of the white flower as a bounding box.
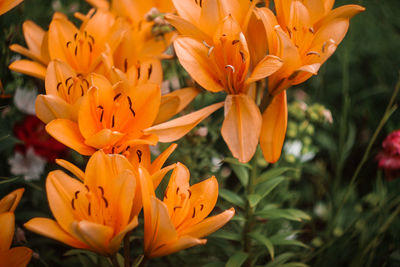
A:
[284,140,303,158]
[14,87,37,115]
[314,202,328,220]
[8,148,46,181]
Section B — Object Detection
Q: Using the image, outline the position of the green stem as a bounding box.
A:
[335,75,400,215]
[243,156,258,267]
[138,256,149,267]
[110,255,120,267]
[124,231,132,267]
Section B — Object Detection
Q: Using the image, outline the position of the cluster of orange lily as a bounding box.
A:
[4,0,364,263]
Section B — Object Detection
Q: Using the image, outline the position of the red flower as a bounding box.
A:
[14,116,67,162]
[376,130,400,180]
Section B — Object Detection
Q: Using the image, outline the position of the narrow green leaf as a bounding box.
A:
[281,263,309,267]
[202,262,225,267]
[249,232,275,260]
[269,232,309,249]
[229,164,249,187]
[255,208,311,222]
[0,177,21,185]
[210,230,242,241]
[255,167,293,185]
[219,188,245,208]
[225,251,248,267]
[249,177,286,207]
[224,157,252,169]
[265,252,296,267]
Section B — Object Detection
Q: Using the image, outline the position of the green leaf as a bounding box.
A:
[0,177,21,185]
[248,176,286,207]
[210,230,242,241]
[219,188,245,208]
[202,262,225,267]
[265,252,296,267]
[280,263,309,267]
[255,167,293,185]
[269,233,309,249]
[255,208,311,222]
[249,232,275,260]
[224,157,252,169]
[229,163,249,187]
[225,251,248,267]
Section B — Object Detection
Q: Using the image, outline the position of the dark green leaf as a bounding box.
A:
[219,188,245,208]
[248,232,275,260]
[225,251,248,267]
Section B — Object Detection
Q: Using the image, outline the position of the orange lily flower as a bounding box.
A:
[45,73,161,155]
[9,18,52,79]
[35,60,91,124]
[25,150,139,255]
[254,1,364,162]
[150,15,282,163]
[138,162,235,258]
[0,188,32,267]
[0,0,23,15]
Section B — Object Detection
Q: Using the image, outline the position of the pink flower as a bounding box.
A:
[376,130,400,180]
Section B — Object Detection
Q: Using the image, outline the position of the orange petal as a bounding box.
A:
[172,0,201,25]
[246,55,283,84]
[45,60,77,96]
[0,188,24,213]
[46,170,85,233]
[178,176,219,231]
[9,60,46,80]
[144,102,224,142]
[154,87,200,124]
[84,128,125,149]
[55,159,85,181]
[221,94,262,163]
[260,91,287,163]
[174,37,225,93]
[46,119,96,155]
[145,197,178,257]
[0,246,32,267]
[70,220,114,255]
[165,14,210,42]
[35,94,76,124]
[150,143,177,174]
[24,218,88,249]
[108,217,138,254]
[0,212,14,251]
[150,236,206,258]
[291,63,321,85]
[0,0,23,15]
[179,207,235,238]
[22,20,46,61]
[151,164,176,190]
[9,44,43,64]
[315,5,365,30]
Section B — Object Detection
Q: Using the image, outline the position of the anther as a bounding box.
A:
[98,186,105,196]
[127,96,136,117]
[202,40,212,48]
[239,50,246,62]
[232,40,240,45]
[80,85,84,96]
[136,150,142,163]
[137,66,141,79]
[74,33,78,41]
[286,27,292,38]
[74,46,78,56]
[111,115,115,128]
[112,147,115,154]
[66,41,72,48]
[322,42,327,53]
[207,46,214,57]
[65,77,72,85]
[57,82,62,91]
[102,196,109,208]
[187,189,192,198]
[200,204,204,211]
[83,79,89,88]
[85,185,90,192]
[173,206,182,212]
[199,0,202,7]
[88,43,93,53]
[113,93,122,101]
[124,59,128,72]
[68,84,73,95]
[88,203,91,215]
[306,51,321,57]
[74,191,80,199]
[89,35,95,44]
[176,187,180,194]
[192,207,196,218]
[148,64,153,79]
[100,110,104,122]
[225,65,235,73]
[309,27,315,34]
[71,199,76,210]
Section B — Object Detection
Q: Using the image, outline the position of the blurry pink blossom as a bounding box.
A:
[377,130,400,180]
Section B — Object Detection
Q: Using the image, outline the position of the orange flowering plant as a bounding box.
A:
[1,0,373,266]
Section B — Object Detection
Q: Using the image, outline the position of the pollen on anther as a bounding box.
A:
[225,65,235,73]
[192,207,196,218]
[136,150,143,163]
